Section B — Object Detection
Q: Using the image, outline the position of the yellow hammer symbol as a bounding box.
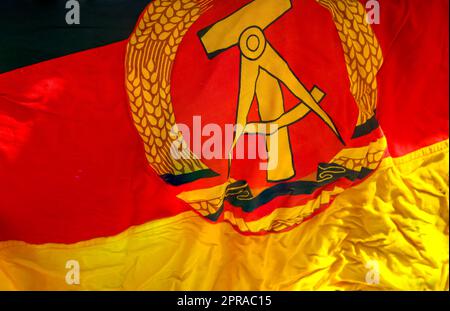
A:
[198,0,344,181]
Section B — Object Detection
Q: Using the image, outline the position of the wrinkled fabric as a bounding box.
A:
[0,0,448,291]
[0,140,447,290]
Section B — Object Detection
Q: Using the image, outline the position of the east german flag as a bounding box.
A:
[0,0,448,290]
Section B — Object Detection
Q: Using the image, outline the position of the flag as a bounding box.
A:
[0,0,448,290]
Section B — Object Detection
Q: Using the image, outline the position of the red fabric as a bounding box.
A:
[0,0,448,244]
[172,0,359,186]
[375,0,449,157]
[0,42,188,243]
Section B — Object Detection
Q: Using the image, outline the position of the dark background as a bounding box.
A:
[0,0,150,73]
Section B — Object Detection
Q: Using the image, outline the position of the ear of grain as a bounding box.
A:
[316,0,383,126]
[125,0,213,176]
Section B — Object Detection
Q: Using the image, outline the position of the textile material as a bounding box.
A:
[0,140,448,290]
[0,0,448,290]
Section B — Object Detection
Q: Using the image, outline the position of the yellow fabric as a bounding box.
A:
[178,137,388,232]
[0,140,448,290]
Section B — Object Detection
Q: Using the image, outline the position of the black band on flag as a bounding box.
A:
[0,0,151,73]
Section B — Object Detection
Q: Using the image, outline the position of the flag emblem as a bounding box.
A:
[126,0,387,234]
